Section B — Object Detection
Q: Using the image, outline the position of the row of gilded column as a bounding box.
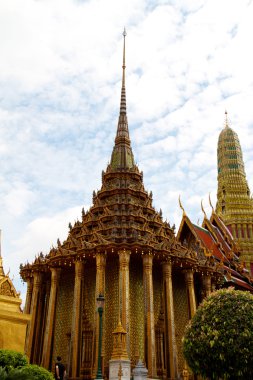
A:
[24,254,213,380]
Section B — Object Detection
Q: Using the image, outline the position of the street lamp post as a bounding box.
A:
[96,293,105,380]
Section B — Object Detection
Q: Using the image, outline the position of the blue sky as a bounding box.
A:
[1,0,253,303]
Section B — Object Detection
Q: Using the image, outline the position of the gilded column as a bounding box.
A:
[237,223,242,239]
[143,254,157,378]
[184,270,196,318]
[243,223,247,239]
[203,275,211,298]
[41,267,61,368]
[231,223,236,238]
[26,272,42,361]
[118,249,130,351]
[162,260,178,380]
[70,260,84,378]
[93,253,106,376]
[33,282,46,364]
[24,277,33,314]
[249,224,253,239]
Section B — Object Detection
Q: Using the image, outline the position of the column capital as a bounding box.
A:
[50,267,61,284]
[202,274,212,297]
[162,260,172,278]
[118,249,131,266]
[26,277,33,292]
[184,269,194,285]
[96,253,106,269]
[33,272,42,288]
[142,254,153,270]
[74,260,84,278]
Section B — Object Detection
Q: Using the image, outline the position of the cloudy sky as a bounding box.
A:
[1,0,253,303]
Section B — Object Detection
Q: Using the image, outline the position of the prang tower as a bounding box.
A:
[216,112,253,273]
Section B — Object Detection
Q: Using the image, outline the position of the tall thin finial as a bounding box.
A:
[110,28,135,170]
[120,28,127,115]
[201,199,207,219]
[179,195,186,216]
[224,110,229,128]
[209,193,214,213]
[122,27,126,86]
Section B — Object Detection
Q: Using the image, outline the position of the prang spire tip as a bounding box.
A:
[224,110,229,128]
[122,28,126,86]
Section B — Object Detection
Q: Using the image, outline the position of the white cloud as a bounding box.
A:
[1,0,253,303]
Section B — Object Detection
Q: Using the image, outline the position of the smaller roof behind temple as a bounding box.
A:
[177,200,253,293]
[0,230,21,301]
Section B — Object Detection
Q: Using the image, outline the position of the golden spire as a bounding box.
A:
[121,27,126,109]
[110,28,135,171]
[224,110,229,128]
[179,195,186,216]
[216,113,253,269]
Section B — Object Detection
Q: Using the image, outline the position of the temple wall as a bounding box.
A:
[0,295,30,352]
[52,271,74,371]
[153,262,162,326]
[129,257,145,365]
[83,262,96,329]
[172,272,189,375]
[104,256,119,368]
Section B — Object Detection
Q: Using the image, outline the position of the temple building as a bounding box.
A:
[216,112,253,275]
[177,201,253,293]
[20,33,253,380]
[0,230,30,351]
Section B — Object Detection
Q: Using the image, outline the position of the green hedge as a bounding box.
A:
[0,366,33,380]
[183,288,253,380]
[0,350,28,369]
[21,365,54,380]
[0,350,54,380]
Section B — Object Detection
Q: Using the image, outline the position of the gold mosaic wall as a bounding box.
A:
[153,262,163,326]
[52,271,74,371]
[104,256,119,367]
[83,262,96,326]
[172,271,189,374]
[129,257,145,364]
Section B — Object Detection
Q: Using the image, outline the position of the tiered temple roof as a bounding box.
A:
[177,204,253,292]
[20,32,217,280]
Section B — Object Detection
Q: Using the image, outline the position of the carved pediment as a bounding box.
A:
[81,240,95,249]
[0,278,19,298]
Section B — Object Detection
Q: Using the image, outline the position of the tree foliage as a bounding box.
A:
[0,350,28,370]
[183,288,253,379]
[20,365,54,380]
[0,367,33,380]
[0,350,54,380]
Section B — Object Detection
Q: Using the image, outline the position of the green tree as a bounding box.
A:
[183,288,253,379]
[0,367,33,380]
[0,350,54,380]
[21,365,54,380]
[0,350,28,370]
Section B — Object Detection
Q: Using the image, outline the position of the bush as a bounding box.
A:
[0,366,33,380]
[21,365,54,380]
[0,349,28,369]
[183,288,253,379]
[0,350,54,380]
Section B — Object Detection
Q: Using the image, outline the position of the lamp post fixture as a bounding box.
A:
[96,293,105,380]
